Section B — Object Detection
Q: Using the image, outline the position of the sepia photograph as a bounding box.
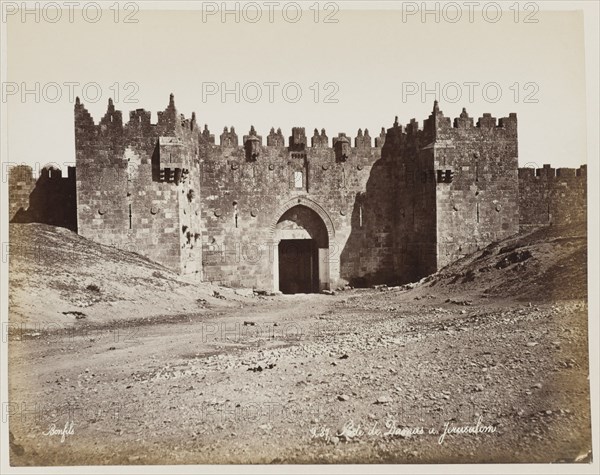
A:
[0,1,598,473]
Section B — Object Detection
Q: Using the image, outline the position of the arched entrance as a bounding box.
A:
[272,202,332,294]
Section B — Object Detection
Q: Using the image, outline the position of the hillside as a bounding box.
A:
[8,223,238,327]
[7,221,591,465]
[410,222,587,302]
[7,220,587,331]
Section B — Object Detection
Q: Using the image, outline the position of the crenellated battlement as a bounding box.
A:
[219,126,239,147]
[74,97,95,128]
[201,124,215,144]
[75,93,201,142]
[75,97,520,160]
[518,164,587,180]
[75,94,390,153]
[518,163,586,227]
[267,127,285,147]
[212,125,386,151]
[390,101,519,138]
[63,94,586,289]
[39,165,76,181]
[453,108,474,128]
[311,128,328,148]
[9,164,77,231]
[9,164,76,182]
[98,98,123,129]
[433,102,517,132]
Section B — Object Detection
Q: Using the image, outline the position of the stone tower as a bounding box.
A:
[73,97,522,291]
[74,94,202,276]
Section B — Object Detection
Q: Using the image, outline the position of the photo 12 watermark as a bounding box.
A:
[201,81,340,104]
[1,81,140,104]
[399,1,539,24]
[2,321,141,344]
[1,1,139,24]
[401,81,540,104]
[2,161,75,182]
[199,1,340,24]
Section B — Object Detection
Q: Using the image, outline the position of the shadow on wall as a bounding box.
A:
[9,165,77,232]
[340,139,398,287]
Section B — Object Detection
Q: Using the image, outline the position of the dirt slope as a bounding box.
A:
[8,223,239,327]
[8,220,587,329]
[6,223,591,464]
[411,222,587,302]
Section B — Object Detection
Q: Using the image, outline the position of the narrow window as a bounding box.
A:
[294,171,303,189]
[128,204,132,229]
[359,204,363,228]
[476,202,480,223]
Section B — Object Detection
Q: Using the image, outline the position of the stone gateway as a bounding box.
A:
[9,94,586,292]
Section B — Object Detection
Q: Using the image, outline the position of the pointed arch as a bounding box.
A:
[269,196,335,242]
[270,196,335,293]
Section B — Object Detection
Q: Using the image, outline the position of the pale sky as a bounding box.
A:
[5,5,589,174]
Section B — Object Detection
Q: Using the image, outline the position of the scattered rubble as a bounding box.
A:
[7,222,590,464]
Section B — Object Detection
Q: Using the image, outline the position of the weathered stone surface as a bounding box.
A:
[518,164,587,228]
[72,94,202,278]
[9,165,77,231]
[7,97,587,292]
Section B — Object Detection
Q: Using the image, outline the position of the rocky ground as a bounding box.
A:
[7,223,592,465]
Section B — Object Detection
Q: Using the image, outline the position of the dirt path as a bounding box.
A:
[8,290,591,465]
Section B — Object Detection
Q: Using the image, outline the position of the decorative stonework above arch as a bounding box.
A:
[269,196,335,241]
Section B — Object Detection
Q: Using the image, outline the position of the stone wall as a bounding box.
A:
[74,95,202,276]
[9,164,77,231]
[389,115,438,283]
[432,105,520,269]
[9,96,588,291]
[9,165,36,223]
[518,164,587,228]
[199,125,391,289]
[386,103,520,280]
